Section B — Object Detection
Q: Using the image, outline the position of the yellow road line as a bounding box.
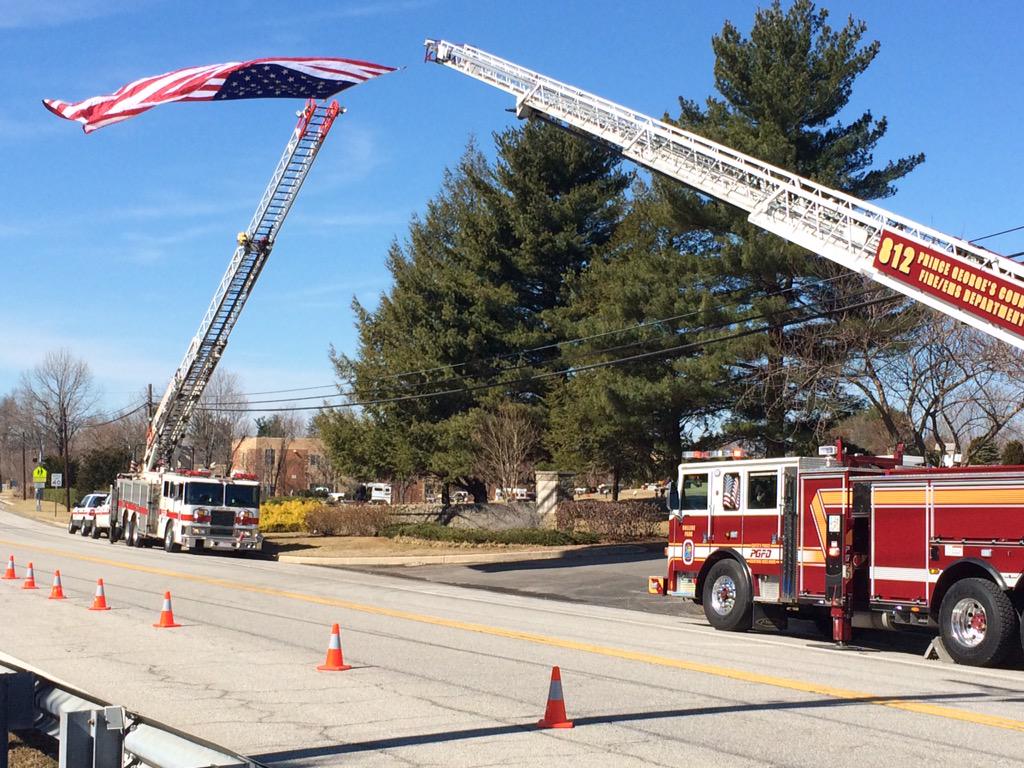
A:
[2,538,1022,733]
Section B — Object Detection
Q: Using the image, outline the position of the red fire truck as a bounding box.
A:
[649,444,1024,667]
[424,44,1024,666]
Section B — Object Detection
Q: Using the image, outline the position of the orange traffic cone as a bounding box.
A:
[2,555,16,580]
[22,562,38,590]
[153,591,181,628]
[48,570,66,600]
[88,578,111,611]
[537,666,574,729]
[316,624,352,671]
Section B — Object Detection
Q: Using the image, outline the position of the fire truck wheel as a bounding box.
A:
[80,520,91,537]
[164,525,179,553]
[125,518,137,547]
[90,522,101,539]
[67,517,76,534]
[939,578,1018,667]
[702,559,753,632]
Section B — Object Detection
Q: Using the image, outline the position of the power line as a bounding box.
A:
[227,271,864,406]
[206,292,900,414]
[233,383,340,396]
[89,402,147,428]
[970,224,1024,244]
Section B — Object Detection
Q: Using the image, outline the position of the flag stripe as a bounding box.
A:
[44,56,394,133]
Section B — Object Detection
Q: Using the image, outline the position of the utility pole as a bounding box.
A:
[21,434,26,501]
[147,383,153,420]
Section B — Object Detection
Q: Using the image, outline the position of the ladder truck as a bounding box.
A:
[105,100,342,554]
[425,41,1024,665]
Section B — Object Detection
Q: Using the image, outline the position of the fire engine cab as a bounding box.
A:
[655,443,1024,667]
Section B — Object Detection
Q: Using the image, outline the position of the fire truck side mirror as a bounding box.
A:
[667,481,679,512]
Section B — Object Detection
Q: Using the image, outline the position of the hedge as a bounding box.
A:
[380,522,599,546]
[554,499,663,541]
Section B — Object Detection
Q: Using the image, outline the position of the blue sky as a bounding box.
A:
[2,0,1022,417]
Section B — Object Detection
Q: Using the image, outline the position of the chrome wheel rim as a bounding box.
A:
[711,574,737,616]
[950,597,987,648]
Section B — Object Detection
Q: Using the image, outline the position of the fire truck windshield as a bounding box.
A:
[185,481,223,506]
[225,484,259,508]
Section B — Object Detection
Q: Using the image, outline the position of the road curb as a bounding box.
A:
[277,542,660,567]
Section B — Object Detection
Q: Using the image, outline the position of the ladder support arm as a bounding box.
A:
[143,100,343,471]
[424,39,1024,351]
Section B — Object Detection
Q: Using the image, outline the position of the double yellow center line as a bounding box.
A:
[2,537,1021,733]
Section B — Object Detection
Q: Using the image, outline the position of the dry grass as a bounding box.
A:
[0,489,69,528]
[8,731,58,768]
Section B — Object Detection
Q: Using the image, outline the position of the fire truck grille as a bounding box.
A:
[210,509,235,535]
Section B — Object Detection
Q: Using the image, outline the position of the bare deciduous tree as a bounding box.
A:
[842,314,1024,462]
[472,403,540,502]
[187,370,248,471]
[19,349,98,510]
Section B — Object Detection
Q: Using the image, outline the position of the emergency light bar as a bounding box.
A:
[682,449,748,461]
[818,445,838,457]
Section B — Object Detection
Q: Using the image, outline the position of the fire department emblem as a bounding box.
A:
[682,539,695,565]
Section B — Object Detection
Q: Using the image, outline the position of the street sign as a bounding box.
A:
[33,482,44,490]
[51,473,63,488]
[32,466,47,484]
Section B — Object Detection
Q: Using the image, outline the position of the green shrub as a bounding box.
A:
[380,522,598,546]
[555,500,663,541]
[305,503,393,536]
[42,487,82,508]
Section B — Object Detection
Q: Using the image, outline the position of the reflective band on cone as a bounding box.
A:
[153,591,181,628]
[48,570,66,600]
[317,623,352,671]
[89,578,111,611]
[537,665,574,729]
[1,555,15,580]
[22,562,37,590]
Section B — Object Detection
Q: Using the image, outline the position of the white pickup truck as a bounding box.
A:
[68,492,110,539]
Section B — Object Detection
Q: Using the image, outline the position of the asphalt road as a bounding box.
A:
[1,509,1022,767]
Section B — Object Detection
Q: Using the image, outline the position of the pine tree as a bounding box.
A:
[320,122,629,495]
[660,0,924,455]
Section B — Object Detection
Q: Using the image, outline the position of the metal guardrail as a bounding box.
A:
[2,656,261,768]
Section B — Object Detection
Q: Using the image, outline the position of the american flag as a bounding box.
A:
[43,57,395,134]
[722,473,740,511]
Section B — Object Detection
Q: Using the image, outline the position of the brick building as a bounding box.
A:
[232,436,335,498]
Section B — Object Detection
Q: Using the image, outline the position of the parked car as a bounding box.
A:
[68,492,110,539]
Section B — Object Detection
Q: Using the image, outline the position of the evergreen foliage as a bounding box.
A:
[318,122,629,495]
[320,1,926,490]
[658,0,923,455]
[1001,440,1024,466]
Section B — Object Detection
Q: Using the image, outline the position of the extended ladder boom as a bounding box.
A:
[425,40,1024,351]
[144,100,342,471]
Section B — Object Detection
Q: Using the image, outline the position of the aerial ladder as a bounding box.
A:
[424,40,1024,352]
[143,100,342,471]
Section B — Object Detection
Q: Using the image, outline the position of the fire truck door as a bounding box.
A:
[146,484,160,535]
[781,468,798,601]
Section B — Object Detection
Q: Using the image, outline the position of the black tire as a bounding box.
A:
[939,578,1018,667]
[80,520,91,537]
[126,518,137,548]
[813,611,835,640]
[108,525,119,543]
[90,522,101,539]
[67,517,76,534]
[701,559,753,632]
[163,524,179,553]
